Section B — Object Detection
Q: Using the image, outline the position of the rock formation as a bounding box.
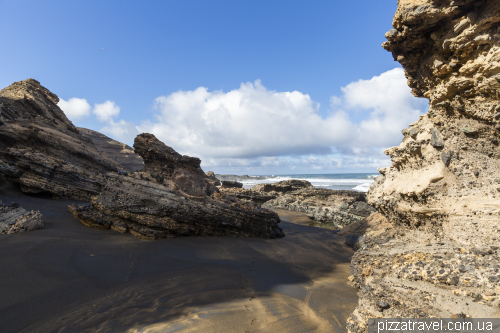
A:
[220,180,375,228]
[346,1,500,328]
[205,171,221,187]
[0,79,123,200]
[263,188,375,229]
[78,127,144,172]
[0,201,44,234]
[69,133,285,240]
[220,180,243,189]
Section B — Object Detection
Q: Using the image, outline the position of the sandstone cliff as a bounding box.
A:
[0,79,123,200]
[69,134,285,240]
[78,127,144,172]
[346,0,500,328]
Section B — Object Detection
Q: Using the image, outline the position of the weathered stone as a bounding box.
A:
[461,128,477,135]
[430,128,444,148]
[441,151,452,167]
[69,134,284,240]
[220,180,243,189]
[0,201,44,234]
[0,79,123,200]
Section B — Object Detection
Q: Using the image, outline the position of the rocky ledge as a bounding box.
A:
[69,134,284,240]
[0,79,123,200]
[220,179,375,228]
[0,201,44,234]
[346,0,500,329]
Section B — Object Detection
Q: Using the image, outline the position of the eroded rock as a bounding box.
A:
[0,200,44,234]
[0,79,123,200]
[69,134,284,240]
[348,1,500,329]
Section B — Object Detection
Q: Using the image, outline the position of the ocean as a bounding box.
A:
[237,173,379,192]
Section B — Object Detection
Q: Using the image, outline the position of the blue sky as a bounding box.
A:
[0,0,428,174]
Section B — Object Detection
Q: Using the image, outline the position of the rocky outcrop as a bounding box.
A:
[78,127,144,172]
[263,188,375,229]
[69,134,284,240]
[220,180,243,189]
[205,171,221,187]
[252,179,314,193]
[215,174,269,181]
[347,1,500,329]
[0,201,44,234]
[0,79,123,200]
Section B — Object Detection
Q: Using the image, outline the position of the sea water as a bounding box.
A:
[238,173,379,192]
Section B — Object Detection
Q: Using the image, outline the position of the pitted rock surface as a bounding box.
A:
[69,134,284,240]
[0,79,123,200]
[347,2,500,330]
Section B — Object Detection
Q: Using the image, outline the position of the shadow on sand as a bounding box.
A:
[0,183,358,333]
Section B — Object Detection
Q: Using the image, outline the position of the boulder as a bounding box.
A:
[220,180,243,189]
[0,201,44,234]
[69,134,284,240]
[0,79,123,200]
[205,171,221,187]
[252,179,313,193]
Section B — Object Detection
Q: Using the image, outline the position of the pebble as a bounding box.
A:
[376,300,390,310]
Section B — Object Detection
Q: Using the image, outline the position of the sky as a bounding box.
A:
[0,0,429,175]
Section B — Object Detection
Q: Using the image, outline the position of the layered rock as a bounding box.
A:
[0,79,123,200]
[78,127,144,172]
[263,188,375,229]
[347,1,500,329]
[69,134,284,240]
[0,201,44,234]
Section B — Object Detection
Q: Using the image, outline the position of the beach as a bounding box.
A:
[0,182,358,333]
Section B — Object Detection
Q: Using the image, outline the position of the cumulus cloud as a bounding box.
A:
[100,118,139,144]
[58,97,91,120]
[135,69,426,171]
[138,80,356,159]
[61,68,426,172]
[339,68,426,151]
[93,100,121,122]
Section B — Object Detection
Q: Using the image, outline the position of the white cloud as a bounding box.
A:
[64,68,426,173]
[99,119,139,144]
[138,80,356,159]
[342,68,426,150]
[58,97,91,120]
[93,100,120,122]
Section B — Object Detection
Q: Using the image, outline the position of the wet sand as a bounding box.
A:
[0,183,358,333]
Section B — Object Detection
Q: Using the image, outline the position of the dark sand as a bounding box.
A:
[0,183,358,333]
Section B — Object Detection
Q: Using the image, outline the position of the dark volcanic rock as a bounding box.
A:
[0,79,123,200]
[0,200,44,234]
[252,179,313,193]
[69,133,284,240]
[220,180,243,189]
[78,127,144,172]
[134,133,217,197]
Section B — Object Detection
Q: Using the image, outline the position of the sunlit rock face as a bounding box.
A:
[345,2,500,330]
[0,79,123,200]
[69,134,285,240]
